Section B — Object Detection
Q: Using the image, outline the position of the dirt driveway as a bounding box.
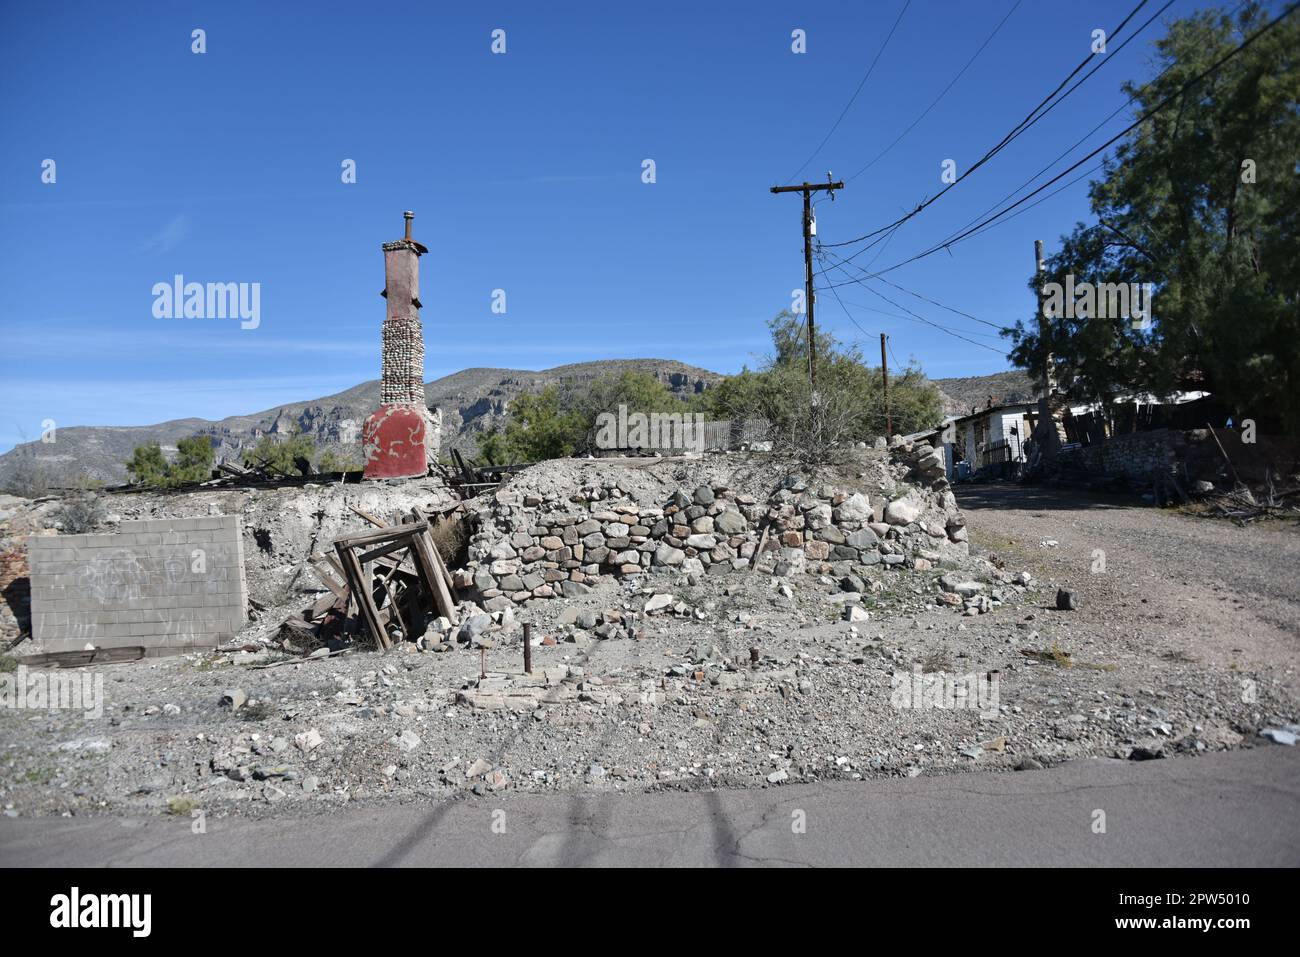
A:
[956,483,1300,680]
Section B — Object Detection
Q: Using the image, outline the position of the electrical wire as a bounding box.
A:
[819,247,1007,335]
[784,0,912,183]
[828,0,1299,281]
[823,0,1158,249]
[847,0,1024,181]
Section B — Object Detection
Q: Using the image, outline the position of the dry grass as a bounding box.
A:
[429,513,470,566]
[1021,641,1116,672]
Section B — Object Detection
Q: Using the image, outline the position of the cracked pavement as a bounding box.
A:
[3,747,1297,866]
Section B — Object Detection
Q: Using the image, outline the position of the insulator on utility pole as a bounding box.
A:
[770,178,844,397]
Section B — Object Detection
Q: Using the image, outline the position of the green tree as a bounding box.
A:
[475,427,512,464]
[318,448,362,473]
[1004,3,1300,431]
[475,373,699,463]
[707,311,942,466]
[125,435,214,487]
[126,443,168,485]
[170,435,214,484]
[498,387,587,461]
[244,429,316,475]
[565,370,689,450]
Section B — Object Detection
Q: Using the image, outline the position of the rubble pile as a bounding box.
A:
[455,443,969,612]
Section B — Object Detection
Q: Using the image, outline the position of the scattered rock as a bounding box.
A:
[219,689,247,712]
[1260,728,1297,746]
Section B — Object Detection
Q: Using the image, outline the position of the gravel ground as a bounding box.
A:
[956,483,1300,677]
[1,478,1296,822]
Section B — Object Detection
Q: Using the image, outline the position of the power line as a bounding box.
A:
[936,159,1107,248]
[930,0,1211,250]
[833,1,1300,280]
[854,281,1008,354]
[815,158,1102,293]
[824,0,1158,250]
[887,339,908,376]
[819,261,1008,355]
[822,275,880,345]
[847,0,1023,181]
[817,160,1106,291]
[784,0,912,183]
[819,247,1006,334]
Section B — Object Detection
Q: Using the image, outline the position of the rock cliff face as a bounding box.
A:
[933,371,1036,418]
[0,359,722,490]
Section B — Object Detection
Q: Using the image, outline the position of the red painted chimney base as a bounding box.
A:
[362,404,428,480]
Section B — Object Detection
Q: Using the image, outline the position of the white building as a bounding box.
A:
[907,391,1215,482]
[907,401,1037,481]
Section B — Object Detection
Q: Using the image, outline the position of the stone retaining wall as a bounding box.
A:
[454,444,967,612]
[1056,428,1184,480]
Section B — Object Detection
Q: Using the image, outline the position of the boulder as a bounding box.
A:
[884,497,922,526]
[833,493,871,523]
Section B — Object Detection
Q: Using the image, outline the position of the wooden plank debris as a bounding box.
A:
[18,646,147,668]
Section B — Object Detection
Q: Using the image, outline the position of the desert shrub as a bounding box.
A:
[1,457,50,498]
[50,492,106,533]
[705,312,942,469]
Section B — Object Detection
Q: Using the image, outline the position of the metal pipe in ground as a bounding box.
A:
[523,623,532,674]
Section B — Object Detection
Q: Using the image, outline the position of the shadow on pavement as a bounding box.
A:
[955,482,1136,513]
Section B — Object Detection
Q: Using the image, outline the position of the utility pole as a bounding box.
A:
[771,175,844,394]
[1034,239,1056,396]
[1032,238,1062,464]
[880,333,891,437]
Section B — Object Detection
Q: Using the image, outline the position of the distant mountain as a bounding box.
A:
[0,361,1034,491]
[932,371,1036,418]
[0,359,721,490]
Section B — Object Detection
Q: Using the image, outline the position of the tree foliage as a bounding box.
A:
[317,448,362,473]
[125,443,168,485]
[244,429,316,476]
[472,317,941,467]
[476,372,707,463]
[476,386,587,463]
[126,435,213,487]
[704,312,942,466]
[1003,3,1300,431]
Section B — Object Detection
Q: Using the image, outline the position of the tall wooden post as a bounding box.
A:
[771,176,844,397]
[881,333,891,437]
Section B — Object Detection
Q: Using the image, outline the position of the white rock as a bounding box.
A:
[644,593,675,613]
[833,492,871,522]
[884,497,922,526]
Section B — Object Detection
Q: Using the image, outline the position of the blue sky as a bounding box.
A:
[0,0,1231,452]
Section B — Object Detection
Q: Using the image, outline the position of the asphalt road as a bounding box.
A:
[3,747,1297,867]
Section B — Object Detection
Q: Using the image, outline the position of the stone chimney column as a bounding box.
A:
[362,212,432,480]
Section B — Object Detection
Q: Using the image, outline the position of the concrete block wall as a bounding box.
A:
[28,515,249,655]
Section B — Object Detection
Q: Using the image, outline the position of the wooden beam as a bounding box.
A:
[336,523,428,549]
[349,505,387,528]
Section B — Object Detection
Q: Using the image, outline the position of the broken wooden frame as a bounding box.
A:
[330,521,457,651]
[288,504,463,652]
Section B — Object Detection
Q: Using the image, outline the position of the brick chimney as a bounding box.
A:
[362,212,432,480]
